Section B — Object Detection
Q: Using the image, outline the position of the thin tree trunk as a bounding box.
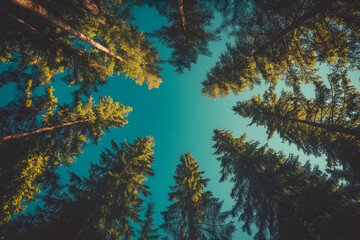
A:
[9,13,37,32]
[260,109,360,137]
[81,0,106,24]
[0,119,88,143]
[9,0,124,61]
[82,0,100,16]
[177,0,186,30]
[251,0,334,57]
[186,188,197,240]
[282,115,360,137]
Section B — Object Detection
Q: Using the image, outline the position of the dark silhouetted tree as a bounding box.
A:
[202,0,360,98]
[9,136,155,240]
[161,153,235,240]
[151,0,219,72]
[233,71,360,181]
[213,129,360,240]
[138,202,160,240]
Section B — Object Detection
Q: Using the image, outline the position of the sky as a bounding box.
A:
[0,5,339,240]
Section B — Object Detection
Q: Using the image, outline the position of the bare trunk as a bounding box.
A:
[9,13,37,32]
[177,0,186,30]
[9,0,123,61]
[260,109,360,137]
[283,115,360,138]
[0,119,88,143]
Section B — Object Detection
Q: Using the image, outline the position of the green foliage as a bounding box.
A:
[138,203,160,240]
[151,0,219,72]
[10,136,155,240]
[2,0,162,95]
[212,129,360,240]
[202,0,360,98]
[233,71,360,180]
[161,153,235,240]
[0,88,131,223]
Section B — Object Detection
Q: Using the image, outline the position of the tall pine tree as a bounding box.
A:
[2,0,162,95]
[161,153,235,240]
[202,0,360,98]
[9,136,155,240]
[233,72,360,180]
[138,202,160,240]
[213,129,360,240]
[0,87,131,223]
[151,0,219,72]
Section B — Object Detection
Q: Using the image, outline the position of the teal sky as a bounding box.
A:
[0,5,344,240]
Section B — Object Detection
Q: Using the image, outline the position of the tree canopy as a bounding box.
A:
[202,0,360,98]
[233,72,360,181]
[213,129,360,240]
[0,1,359,239]
[2,0,162,95]
[5,136,155,240]
[0,86,131,223]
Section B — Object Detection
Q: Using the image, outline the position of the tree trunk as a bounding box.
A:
[82,0,100,16]
[186,190,197,240]
[177,0,186,30]
[282,115,360,138]
[81,0,106,24]
[252,0,334,57]
[0,119,88,143]
[9,0,124,61]
[257,108,360,137]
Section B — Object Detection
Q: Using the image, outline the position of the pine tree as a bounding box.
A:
[212,129,360,240]
[10,136,155,240]
[161,153,235,240]
[202,0,360,98]
[138,203,160,240]
[233,72,360,180]
[2,0,161,95]
[151,0,219,72]
[0,88,131,223]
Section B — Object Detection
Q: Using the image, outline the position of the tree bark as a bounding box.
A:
[177,0,186,30]
[82,0,100,16]
[9,0,124,61]
[0,119,88,143]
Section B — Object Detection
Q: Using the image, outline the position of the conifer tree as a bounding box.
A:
[0,88,131,223]
[10,136,155,240]
[233,72,360,180]
[161,153,235,240]
[151,0,219,72]
[2,0,161,95]
[212,129,360,240]
[138,203,160,240]
[202,0,360,98]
